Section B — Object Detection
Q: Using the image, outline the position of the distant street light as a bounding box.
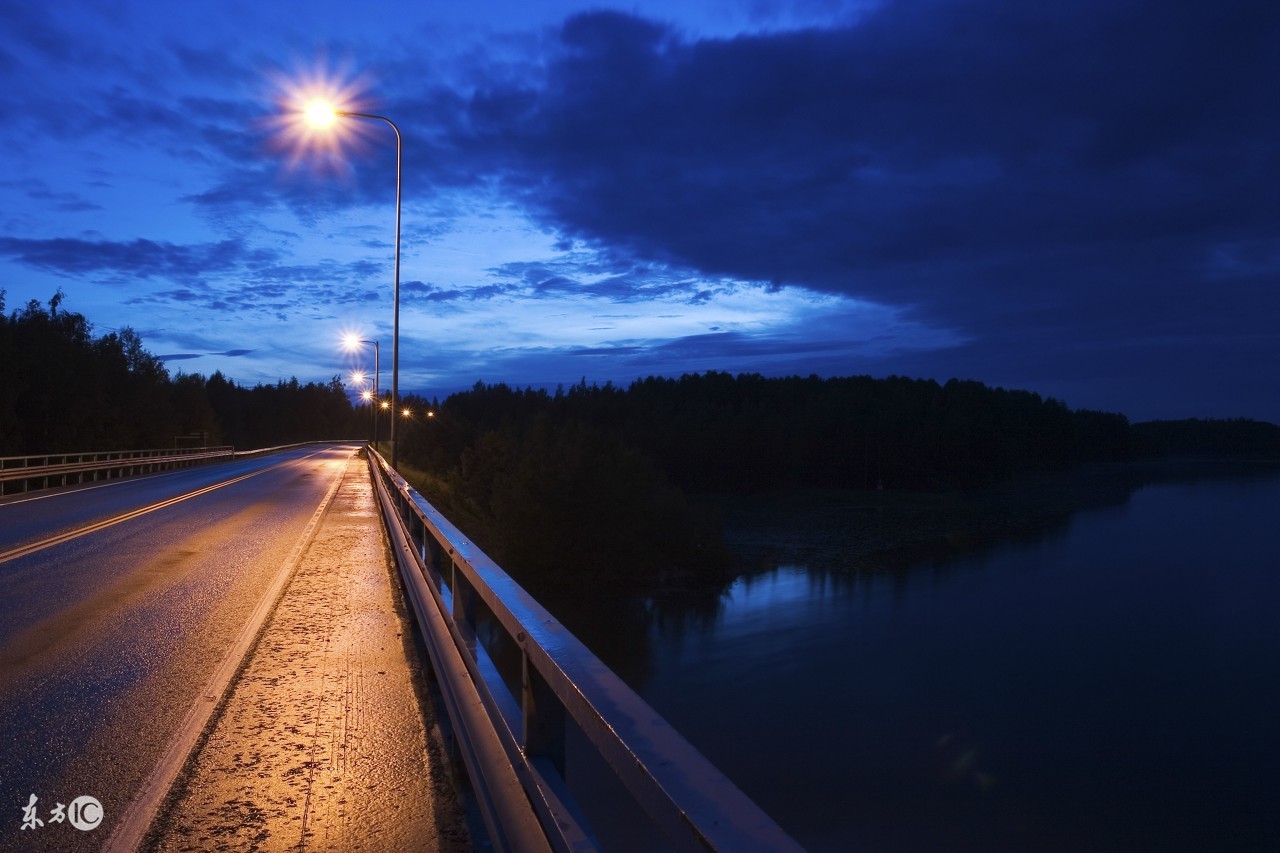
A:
[342,335,380,447]
[309,101,404,469]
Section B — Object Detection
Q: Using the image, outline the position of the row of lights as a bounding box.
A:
[347,368,432,412]
[308,101,405,467]
[306,101,439,448]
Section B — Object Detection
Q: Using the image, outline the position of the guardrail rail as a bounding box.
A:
[368,448,802,852]
[0,446,236,496]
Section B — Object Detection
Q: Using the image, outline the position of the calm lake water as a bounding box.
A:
[634,469,1280,851]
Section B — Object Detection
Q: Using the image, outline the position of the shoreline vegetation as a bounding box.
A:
[386,376,1279,665]
[7,293,1279,659]
[710,457,1280,581]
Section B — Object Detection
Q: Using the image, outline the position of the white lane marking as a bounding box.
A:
[102,451,354,853]
[0,447,333,507]
[0,449,338,565]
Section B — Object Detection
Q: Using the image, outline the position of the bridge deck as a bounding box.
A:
[149,453,470,851]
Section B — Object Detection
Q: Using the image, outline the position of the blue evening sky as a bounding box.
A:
[2,0,1277,422]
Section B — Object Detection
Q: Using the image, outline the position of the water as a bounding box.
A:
[635,470,1280,851]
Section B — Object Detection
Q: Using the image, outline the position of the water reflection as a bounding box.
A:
[633,465,1280,851]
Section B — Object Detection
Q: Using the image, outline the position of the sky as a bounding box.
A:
[1,0,1277,423]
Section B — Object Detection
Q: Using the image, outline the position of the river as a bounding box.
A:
[632,466,1280,851]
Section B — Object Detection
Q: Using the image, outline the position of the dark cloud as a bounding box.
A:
[444,2,1280,367]
[0,179,102,212]
[400,279,516,303]
[488,257,733,303]
[0,234,393,317]
[0,236,264,279]
[158,348,255,361]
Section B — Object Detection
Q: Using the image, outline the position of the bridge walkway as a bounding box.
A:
[149,452,470,852]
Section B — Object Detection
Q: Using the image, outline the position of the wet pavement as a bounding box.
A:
[1,446,362,853]
[148,453,470,852]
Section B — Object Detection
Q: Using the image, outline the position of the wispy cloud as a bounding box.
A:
[0,236,266,278]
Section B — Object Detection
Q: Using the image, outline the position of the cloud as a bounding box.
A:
[157,348,255,361]
[0,236,262,279]
[0,233,398,318]
[444,3,1280,346]
[0,179,102,212]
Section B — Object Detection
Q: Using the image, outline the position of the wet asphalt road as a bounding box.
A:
[0,444,358,851]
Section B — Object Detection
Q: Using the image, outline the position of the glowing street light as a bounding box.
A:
[309,104,404,469]
[342,335,380,446]
[305,100,338,128]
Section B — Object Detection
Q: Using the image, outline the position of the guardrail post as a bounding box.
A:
[521,652,567,778]
[452,560,478,643]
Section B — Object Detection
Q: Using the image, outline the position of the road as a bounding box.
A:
[0,444,359,851]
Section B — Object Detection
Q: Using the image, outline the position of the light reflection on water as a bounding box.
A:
[637,470,1280,852]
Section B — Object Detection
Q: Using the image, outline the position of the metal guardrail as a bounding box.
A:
[368,448,802,852]
[0,446,236,495]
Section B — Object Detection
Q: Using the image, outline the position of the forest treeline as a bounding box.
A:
[7,291,1277,607]
[394,373,1278,599]
[404,373,1131,498]
[0,291,360,454]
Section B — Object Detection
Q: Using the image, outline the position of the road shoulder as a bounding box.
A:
[148,452,470,852]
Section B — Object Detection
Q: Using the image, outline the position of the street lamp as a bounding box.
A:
[343,335,381,447]
[310,101,404,469]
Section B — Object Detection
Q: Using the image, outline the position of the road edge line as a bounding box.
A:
[101,449,354,853]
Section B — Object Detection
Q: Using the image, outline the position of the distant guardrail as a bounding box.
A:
[367,447,801,851]
[0,441,368,497]
[0,446,235,496]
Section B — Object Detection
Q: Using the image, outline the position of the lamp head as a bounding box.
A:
[305,100,338,128]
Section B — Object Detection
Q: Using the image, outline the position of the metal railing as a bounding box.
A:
[368,448,802,852]
[0,446,235,495]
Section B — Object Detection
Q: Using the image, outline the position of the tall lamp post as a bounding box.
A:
[343,336,380,447]
[307,102,403,469]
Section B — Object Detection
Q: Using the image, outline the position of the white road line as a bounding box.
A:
[0,449,331,565]
[103,450,354,853]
